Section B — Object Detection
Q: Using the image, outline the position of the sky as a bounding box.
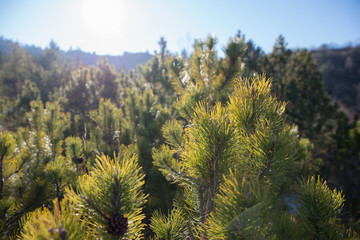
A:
[0,0,359,56]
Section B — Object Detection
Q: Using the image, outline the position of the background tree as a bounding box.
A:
[138,37,175,105]
[262,37,359,230]
[88,98,123,157]
[262,35,292,100]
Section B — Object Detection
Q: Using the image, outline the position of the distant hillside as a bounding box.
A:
[66,50,153,72]
[311,45,360,115]
[0,36,46,57]
[0,36,153,71]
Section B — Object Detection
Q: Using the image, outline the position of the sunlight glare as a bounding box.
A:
[81,0,124,36]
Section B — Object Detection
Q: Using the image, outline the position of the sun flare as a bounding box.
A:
[81,0,123,35]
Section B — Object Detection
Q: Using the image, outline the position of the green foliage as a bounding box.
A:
[229,76,296,185]
[166,34,246,108]
[150,208,187,240]
[207,170,266,240]
[174,86,203,122]
[204,75,297,239]
[349,120,360,159]
[296,138,323,177]
[65,136,83,160]
[0,131,16,200]
[19,198,88,240]
[0,131,16,168]
[154,75,294,238]
[262,36,360,229]
[17,79,41,116]
[285,50,333,140]
[44,156,75,200]
[139,39,174,105]
[66,150,147,239]
[153,101,238,234]
[20,100,70,163]
[166,55,186,96]
[215,33,245,92]
[0,43,36,99]
[154,74,355,239]
[183,102,237,185]
[152,145,181,184]
[261,35,292,100]
[150,37,253,233]
[123,88,170,148]
[64,68,93,116]
[161,120,185,151]
[89,98,123,155]
[97,58,119,102]
[43,102,71,158]
[228,76,286,133]
[268,212,298,240]
[0,33,358,239]
[121,85,174,220]
[294,176,354,239]
[0,101,76,238]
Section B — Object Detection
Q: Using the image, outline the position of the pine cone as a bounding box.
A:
[108,214,128,237]
[75,156,84,164]
[58,225,67,240]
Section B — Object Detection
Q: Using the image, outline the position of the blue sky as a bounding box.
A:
[0,0,359,55]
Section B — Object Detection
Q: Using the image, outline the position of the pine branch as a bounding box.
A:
[198,186,205,224]
[111,177,122,215]
[186,220,195,240]
[4,152,31,181]
[259,146,274,179]
[171,131,183,149]
[82,195,110,221]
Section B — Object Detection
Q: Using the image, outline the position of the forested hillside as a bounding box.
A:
[312,45,360,116]
[0,37,153,72]
[0,33,359,239]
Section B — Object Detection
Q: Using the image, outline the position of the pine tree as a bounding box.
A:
[138,37,175,105]
[61,148,147,239]
[17,145,147,239]
[262,35,292,101]
[120,76,175,232]
[89,98,123,156]
[294,176,351,240]
[151,75,355,239]
[35,40,69,103]
[0,101,75,238]
[166,34,245,106]
[97,58,119,103]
